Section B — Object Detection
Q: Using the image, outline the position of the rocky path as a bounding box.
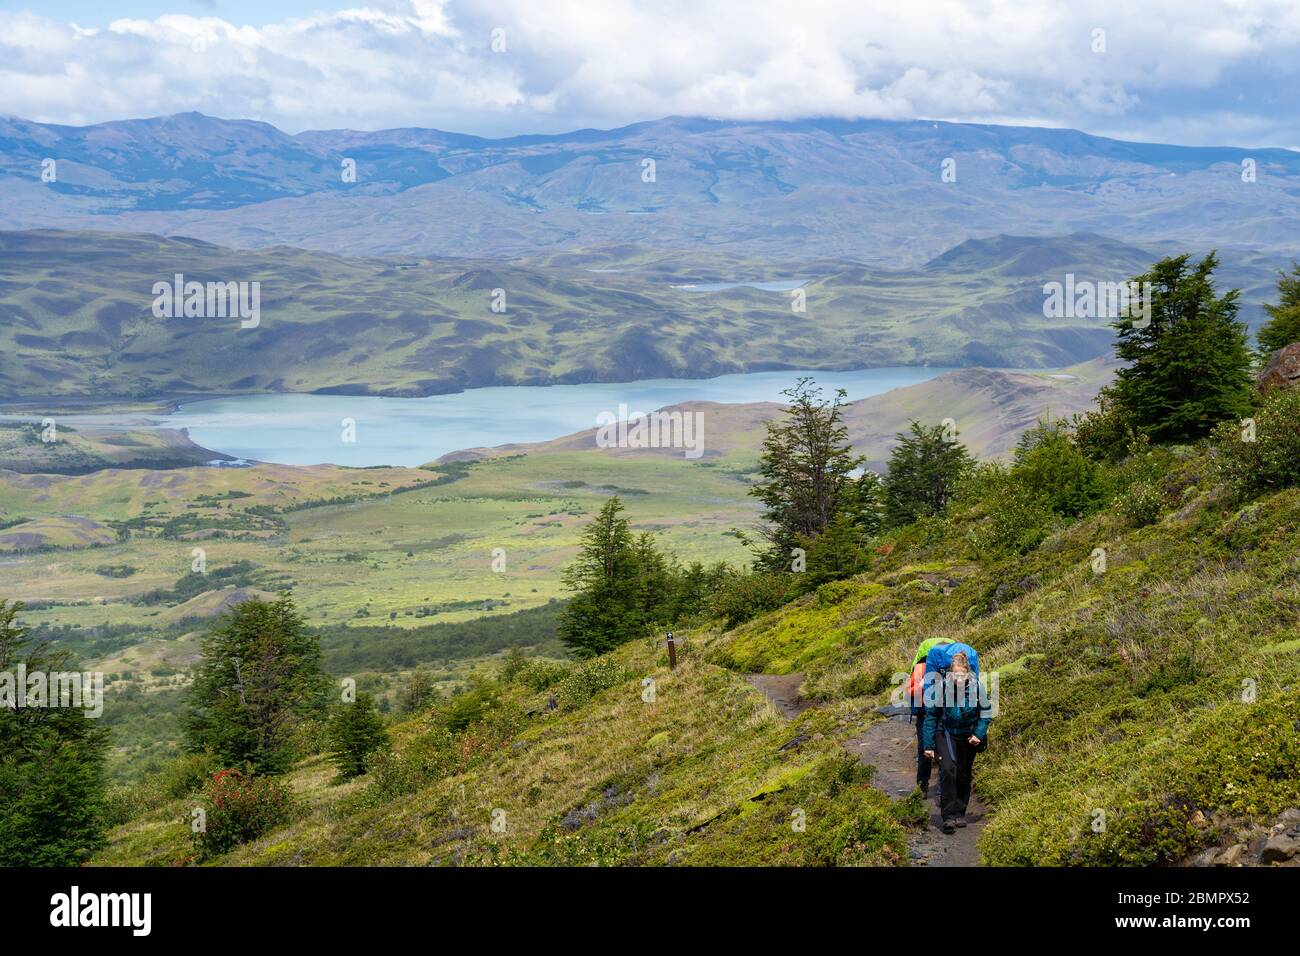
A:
[748,672,987,867]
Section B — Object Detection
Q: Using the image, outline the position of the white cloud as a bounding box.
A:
[0,0,1296,145]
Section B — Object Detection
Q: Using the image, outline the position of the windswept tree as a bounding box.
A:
[1108,252,1253,444]
[882,421,974,528]
[0,600,110,866]
[183,594,330,774]
[749,378,865,570]
[1256,262,1300,356]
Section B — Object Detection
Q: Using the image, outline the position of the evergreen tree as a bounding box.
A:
[801,510,870,586]
[1110,252,1253,443]
[837,469,885,538]
[327,692,389,779]
[668,560,733,621]
[1011,420,1112,517]
[0,600,109,865]
[630,531,674,629]
[399,669,437,714]
[882,421,974,528]
[183,594,330,773]
[1256,262,1300,356]
[749,378,865,569]
[558,498,643,657]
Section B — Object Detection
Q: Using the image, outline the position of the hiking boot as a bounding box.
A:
[941,818,958,834]
[954,816,968,828]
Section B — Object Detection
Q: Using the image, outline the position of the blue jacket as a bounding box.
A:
[921,677,993,751]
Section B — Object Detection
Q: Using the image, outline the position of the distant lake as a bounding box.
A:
[671,279,810,292]
[90,368,953,467]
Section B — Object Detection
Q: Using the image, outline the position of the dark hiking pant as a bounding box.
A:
[914,711,932,788]
[935,730,978,821]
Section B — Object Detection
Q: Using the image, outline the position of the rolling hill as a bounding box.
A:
[0,229,1279,399]
[448,357,1120,468]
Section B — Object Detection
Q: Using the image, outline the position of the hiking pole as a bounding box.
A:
[666,631,677,670]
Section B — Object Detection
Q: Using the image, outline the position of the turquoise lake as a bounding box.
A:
[151,367,952,467]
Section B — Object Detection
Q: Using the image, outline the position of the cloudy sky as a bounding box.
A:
[1,0,1298,147]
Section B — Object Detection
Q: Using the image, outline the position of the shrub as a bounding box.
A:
[192,769,297,858]
[363,748,424,800]
[1214,387,1300,495]
[1073,387,1138,462]
[707,571,791,629]
[103,751,224,827]
[966,483,1055,558]
[437,682,497,732]
[362,726,460,801]
[511,658,570,691]
[1116,478,1164,527]
[554,657,629,710]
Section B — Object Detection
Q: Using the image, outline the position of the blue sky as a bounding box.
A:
[2,1,1298,148]
[0,1,331,26]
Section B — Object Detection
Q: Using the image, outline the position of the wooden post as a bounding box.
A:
[666,631,677,670]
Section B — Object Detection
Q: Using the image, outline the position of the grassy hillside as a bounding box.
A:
[95,638,913,867]
[706,447,1300,864]
[90,435,1300,866]
[0,421,224,473]
[0,230,1281,399]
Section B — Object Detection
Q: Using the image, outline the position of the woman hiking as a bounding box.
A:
[921,651,992,834]
[905,637,952,797]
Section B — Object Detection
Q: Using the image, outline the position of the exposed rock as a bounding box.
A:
[1216,844,1247,867]
[1257,342,1300,392]
[1276,808,1300,829]
[1260,835,1300,864]
[875,703,911,718]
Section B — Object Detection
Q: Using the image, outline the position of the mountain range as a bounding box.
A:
[3,113,1299,265]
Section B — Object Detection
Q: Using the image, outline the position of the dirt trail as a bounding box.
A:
[748,672,986,867]
[746,673,816,718]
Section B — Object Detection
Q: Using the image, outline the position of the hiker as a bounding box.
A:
[905,637,952,797]
[921,649,992,834]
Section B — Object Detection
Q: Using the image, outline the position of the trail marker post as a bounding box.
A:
[666,631,677,670]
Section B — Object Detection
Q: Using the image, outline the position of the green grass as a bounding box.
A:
[2,446,758,781]
[92,637,908,867]
[85,438,1300,867]
[700,448,1300,865]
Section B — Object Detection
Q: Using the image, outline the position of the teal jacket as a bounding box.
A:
[921,679,992,751]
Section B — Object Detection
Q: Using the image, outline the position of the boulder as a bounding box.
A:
[1260,834,1300,864]
[1257,342,1300,392]
[1216,843,1247,867]
[1276,808,1300,830]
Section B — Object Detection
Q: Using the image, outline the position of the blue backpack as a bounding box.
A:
[924,641,979,676]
